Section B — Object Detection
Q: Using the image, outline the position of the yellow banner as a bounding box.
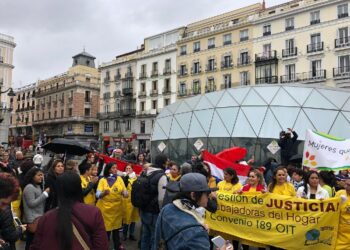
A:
[205,192,340,250]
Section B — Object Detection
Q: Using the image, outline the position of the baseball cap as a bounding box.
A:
[167,173,218,193]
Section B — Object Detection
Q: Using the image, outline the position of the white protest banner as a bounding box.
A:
[303,129,350,170]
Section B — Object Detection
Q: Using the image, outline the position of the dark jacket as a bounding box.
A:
[278,131,298,163]
[0,206,23,250]
[44,174,58,211]
[30,202,108,250]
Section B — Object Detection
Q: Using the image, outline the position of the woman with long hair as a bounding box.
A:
[30,172,108,250]
[297,171,329,199]
[267,166,296,196]
[242,169,265,193]
[137,153,147,166]
[122,164,139,241]
[96,162,128,249]
[217,168,242,194]
[319,171,336,197]
[44,160,65,211]
[22,167,50,250]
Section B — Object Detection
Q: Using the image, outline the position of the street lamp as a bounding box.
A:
[0,86,16,123]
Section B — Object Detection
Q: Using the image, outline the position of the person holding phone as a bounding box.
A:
[22,167,50,250]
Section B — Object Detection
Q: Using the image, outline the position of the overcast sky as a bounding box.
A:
[0,0,287,88]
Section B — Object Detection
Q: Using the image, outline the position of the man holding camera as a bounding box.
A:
[278,128,298,166]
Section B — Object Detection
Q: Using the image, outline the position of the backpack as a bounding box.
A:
[131,170,164,210]
[162,181,179,208]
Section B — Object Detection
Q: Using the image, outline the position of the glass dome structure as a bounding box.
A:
[151,84,350,164]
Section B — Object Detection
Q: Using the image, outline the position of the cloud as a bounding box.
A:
[0,0,288,88]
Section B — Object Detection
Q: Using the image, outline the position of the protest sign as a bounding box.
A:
[303,130,350,170]
[206,192,340,250]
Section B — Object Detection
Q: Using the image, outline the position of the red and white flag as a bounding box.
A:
[95,153,143,175]
[202,149,251,183]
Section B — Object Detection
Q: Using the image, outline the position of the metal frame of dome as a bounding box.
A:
[151,84,350,163]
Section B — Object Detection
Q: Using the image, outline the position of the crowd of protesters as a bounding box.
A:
[0,131,349,250]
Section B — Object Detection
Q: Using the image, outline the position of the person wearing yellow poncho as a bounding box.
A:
[268,167,296,197]
[166,162,181,182]
[79,163,98,205]
[96,162,128,250]
[335,178,350,250]
[122,164,139,241]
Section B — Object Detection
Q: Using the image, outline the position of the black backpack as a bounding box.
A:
[131,170,164,210]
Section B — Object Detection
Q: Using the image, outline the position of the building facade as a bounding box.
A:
[134,28,184,151]
[9,83,36,147]
[0,33,16,144]
[33,52,100,146]
[252,0,350,87]
[176,4,262,98]
[99,48,143,152]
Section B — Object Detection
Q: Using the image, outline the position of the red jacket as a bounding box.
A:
[242,184,265,192]
[30,202,108,250]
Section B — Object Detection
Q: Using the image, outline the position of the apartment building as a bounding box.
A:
[135,28,184,151]
[0,33,16,144]
[33,51,100,145]
[99,48,143,151]
[252,0,350,87]
[176,4,262,98]
[9,83,36,145]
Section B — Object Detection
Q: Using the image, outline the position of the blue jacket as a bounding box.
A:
[154,202,210,250]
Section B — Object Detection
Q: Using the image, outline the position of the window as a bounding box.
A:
[104,121,109,132]
[179,64,187,76]
[240,72,249,85]
[48,112,51,119]
[207,59,215,71]
[140,121,145,134]
[309,33,322,52]
[84,108,90,117]
[311,60,322,77]
[239,52,249,65]
[338,27,349,44]
[285,64,296,81]
[152,62,158,75]
[192,80,201,94]
[164,59,171,73]
[69,108,72,116]
[164,78,170,92]
[193,62,200,74]
[104,105,109,113]
[208,38,215,49]
[283,39,296,57]
[152,80,157,90]
[222,55,232,68]
[206,77,215,92]
[193,41,200,52]
[338,4,348,18]
[54,111,57,118]
[223,74,231,88]
[338,55,350,73]
[115,102,120,112]
[285,17,294,31]
[114,120,120,132]
[240,29,249,41]
[223,34,232,45]
[85,91,91,102]
[164,98,170,106]
[310,11,320,25]
[140,101,145,111]
[152,100,157,109]
[179,82,187,95]
[180,45,187,55]
[263,44,272,58]
[61,110,64,118]
[126,120,131,131]
[263,24,271,36]
[140,64,147,78]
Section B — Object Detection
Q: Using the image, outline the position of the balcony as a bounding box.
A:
[220,83,232,90]
[139,72,147,79]
[240,80,250,86]
[151,70,158,78]
[177,69,188,77]
[150,89,158,97]
[122,87,133,95]
[263,31,271,36]
[307,42,324,53]
[205,85,216,93]
[103,77,110,84]
[178,89,188,97]
[114,91,121,98]
[68,97,73,103]
[162,88,171,95]
[333,67,350,80]
[59,98,64,104]
[285,26,294,31]
[256,76,278,84]
[138,91,146,98]
[193,48,200,53]
[335,37,350,49]
[114,74,121,81]
[282,48,298,58]
[221,61,233,69]
[255,51,277,63]
[205,65,216,72]
[208,44,215,49]
[124,72,133,79]
[280,70,326,83]
[121,109,136,116]
[180,51,187,56]
[97,112,110,119]
[223,41,232,46]
[338,13,348,19]
[103,93,110,100]
[237,57,251,67]
[240,37,249,42]
[163,68,171,75]
[190,88,201,95]
[191,67,201,75]
[310,19,320,25]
